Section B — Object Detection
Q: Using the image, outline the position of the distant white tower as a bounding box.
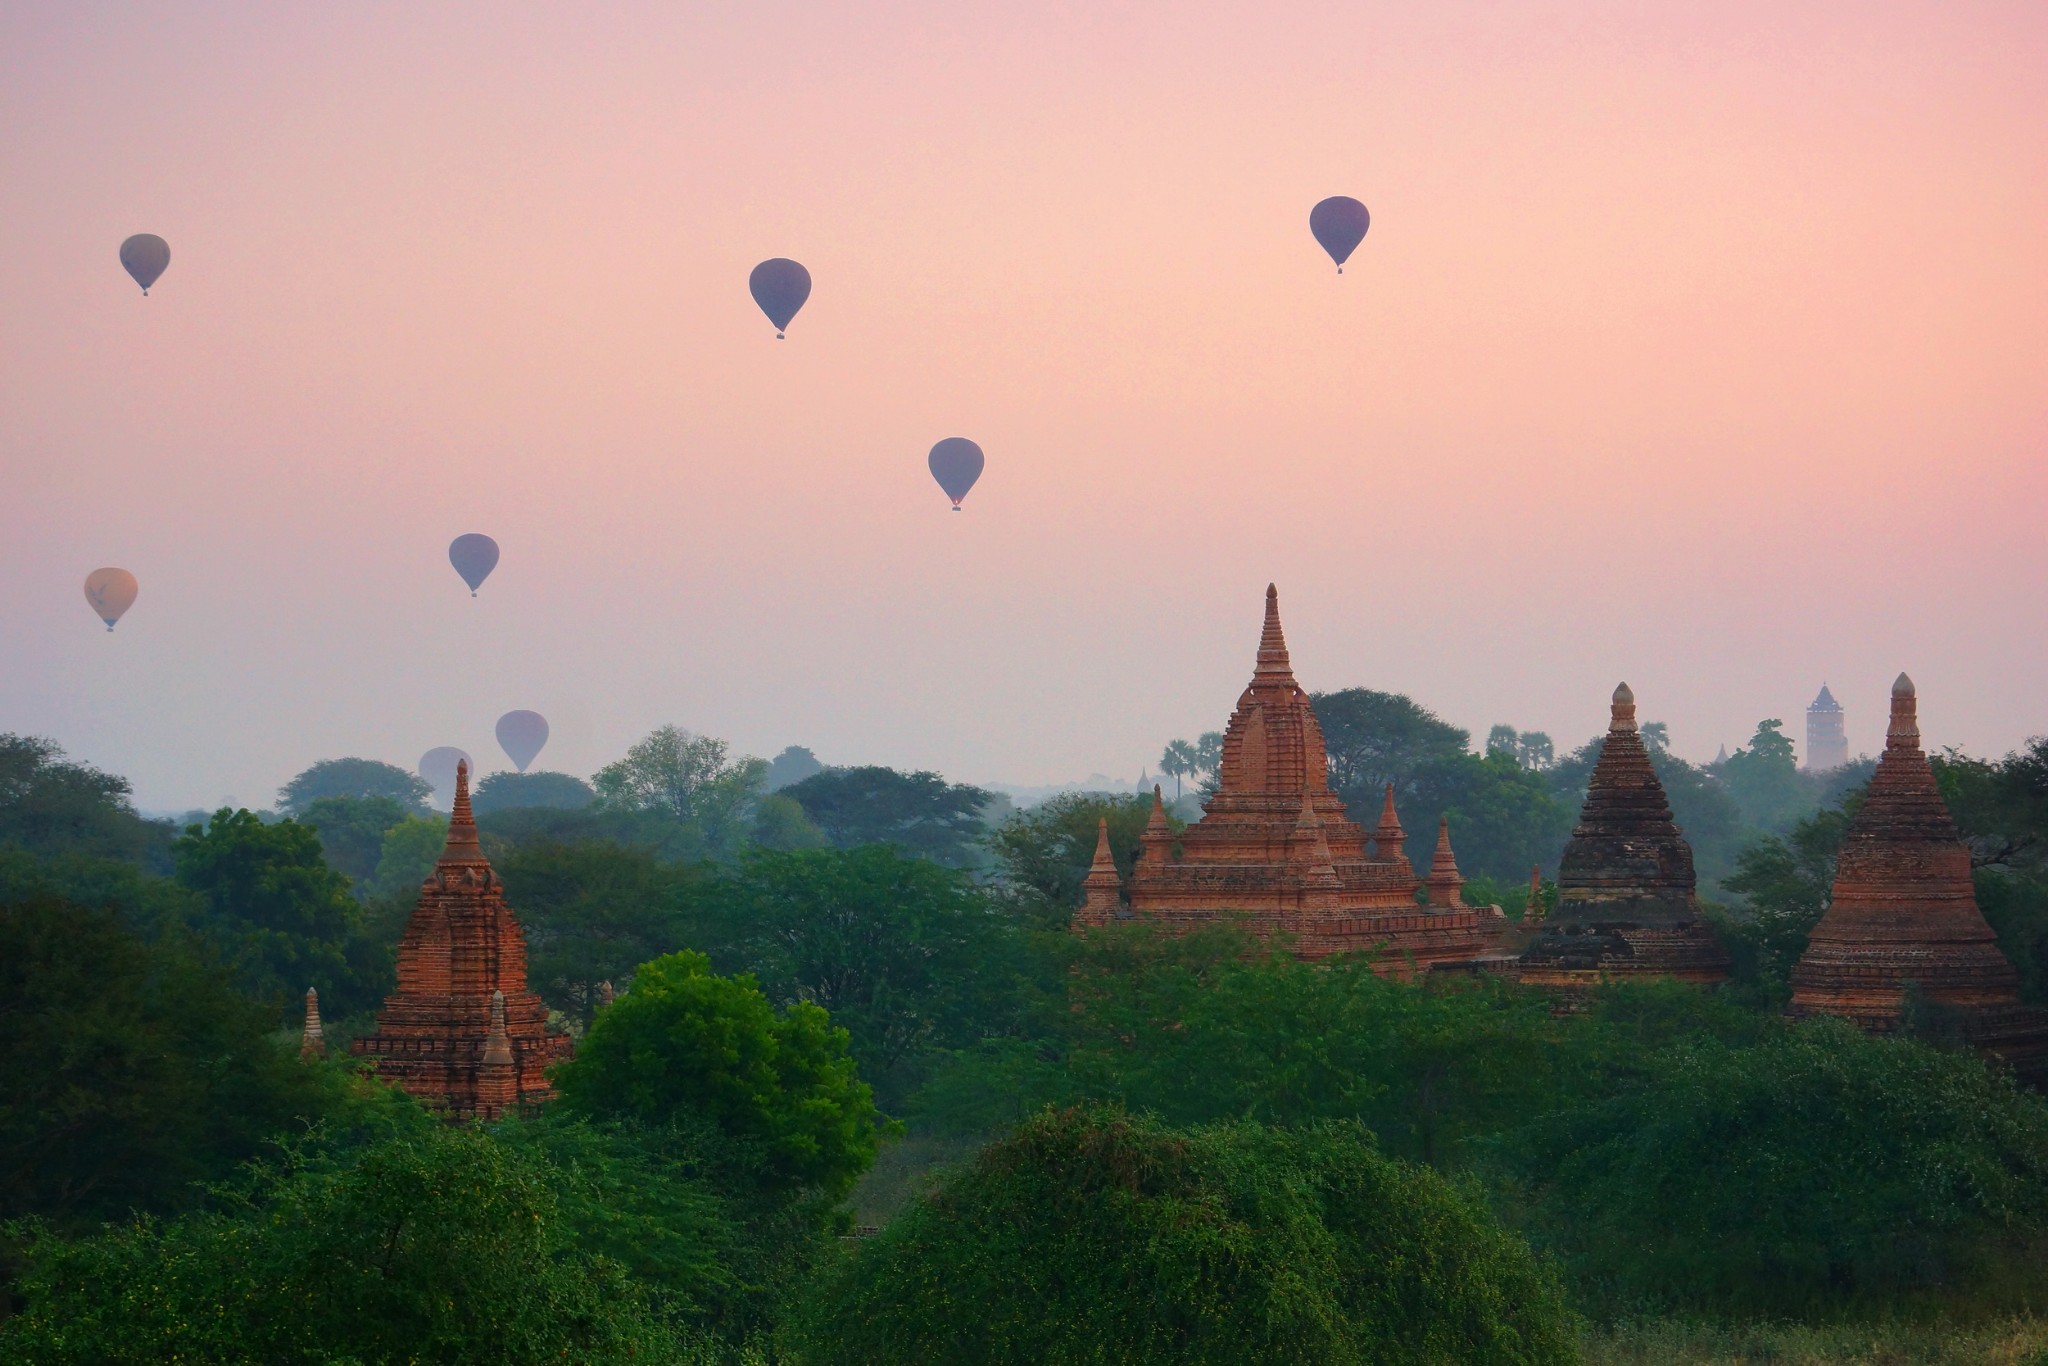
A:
[1805,684,1849,771]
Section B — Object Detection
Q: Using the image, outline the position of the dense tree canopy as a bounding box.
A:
[790,1106,1577,1366]
[172,809,380,1016]
[471,769,597,812]
[0,1124,709,1366]
[985,791,1164,927]
[592,726,769,860]
[493,839,695,1026]
[276,757,431,816]
[0,734,172,869]
[781,766,994,867]
[692,846,1034,1110]
[297,793,411,886]
[1494,1020,2048,1316]
[0,897,359,1228]
[1310,688,1470,811]
[555,950,885,1199]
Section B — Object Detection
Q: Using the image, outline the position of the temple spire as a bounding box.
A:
[481,989,513,1068]
[1254,583,1294,680]
[299,987,326,1059]
[1425,818,1465,908]
[1374,784,1406,863]
[1610,682,1637,734]
[1076,818,1124,927]
[1888,672,1919,748]
[438,758,485,864]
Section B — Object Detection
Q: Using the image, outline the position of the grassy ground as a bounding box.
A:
[1582,1316,2048,1365]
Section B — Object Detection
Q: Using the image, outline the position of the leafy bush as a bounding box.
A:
[0,1125,710,1366]
[554,950,886,1199]
[1491,1019,2048,1316]
[789,1106,1578,1365]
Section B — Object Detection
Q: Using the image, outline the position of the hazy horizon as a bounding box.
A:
[4,2,2044,812]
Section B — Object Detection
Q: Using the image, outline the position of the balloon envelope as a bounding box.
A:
[748,258,811,336]
[448,534,499,595]
[496,710,549,773]
[83,567,138,630]
[1308,197,1370,270]
[120,234,170,293]
[418,747,473,807]
[928,438,985,509]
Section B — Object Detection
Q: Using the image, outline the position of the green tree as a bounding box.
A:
[781,766,994,867]
[789,1106,1577,1366]
[172,809,372,1015]
[695,847,1028,1111]
[985,791,1165,928]
[1720,799,1857,1000]
[1158,739,1198,799]
[471,769,597,812]
[0,1125,707,1366]
[0,734,172,870]
[363,812,448,900]
[750,792,830,850]
[554,950,885,1199]
[296,793,410,886]
[492,839,695,1027]
[593,726,768,859]
[0,897,364,1228]
[763,745,825,792]
[1309,688,1471,814]
[1422,751,1575,883]
[1721,718,1809,833]
[275,757,430,816]
[1494,1020,2048,1316]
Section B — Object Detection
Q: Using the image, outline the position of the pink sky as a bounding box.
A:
[2,2,2044,810]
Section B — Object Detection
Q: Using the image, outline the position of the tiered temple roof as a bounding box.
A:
[1515,683,1729,988]
[1096,585,1497,970]
[352,760,572,1119]
[1789,675,2048,1080]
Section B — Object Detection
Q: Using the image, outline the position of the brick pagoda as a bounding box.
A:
[1514,683,1729,989]
[1081,585,1498,970]
[1789,675,2048,1080]
[352,760,572,1118]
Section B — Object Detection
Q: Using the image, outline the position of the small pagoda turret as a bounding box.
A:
[1789,676,2048,1080]
[1515,683,1729,989]
[352,760,572,1119]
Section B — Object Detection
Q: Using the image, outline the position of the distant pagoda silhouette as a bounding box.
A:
[1077,585,1498,970]
[1788,675,2048,1081]
[1515,683,1729,989]
[352,760,572,1119]
[1804,683,1849,772]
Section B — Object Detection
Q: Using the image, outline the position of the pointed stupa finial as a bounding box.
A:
[1147,783,1170,830]
[1254,583,1293,679]
[437,758,486,864]
[1372,782,1406,863]
[598,979,615,1008]
[299,986,326,1059]
[481,988,514,1068]
[1075,817,1125,927]
[1526,865,1545,925]
[1425,817,1465,907]
[1610,682,1637,733]
[1888,672,1919,748]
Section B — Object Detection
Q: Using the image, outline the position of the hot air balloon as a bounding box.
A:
[449,534,499,596]
[1308,197,1370,273]
[419,747,473,808]
[83,568,139,631]
[496,710,549,773]
[928,438,985,511]
[120,234,171,294]
[749,258,811,338]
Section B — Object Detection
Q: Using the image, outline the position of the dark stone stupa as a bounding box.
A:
[1515,683,1729,989]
